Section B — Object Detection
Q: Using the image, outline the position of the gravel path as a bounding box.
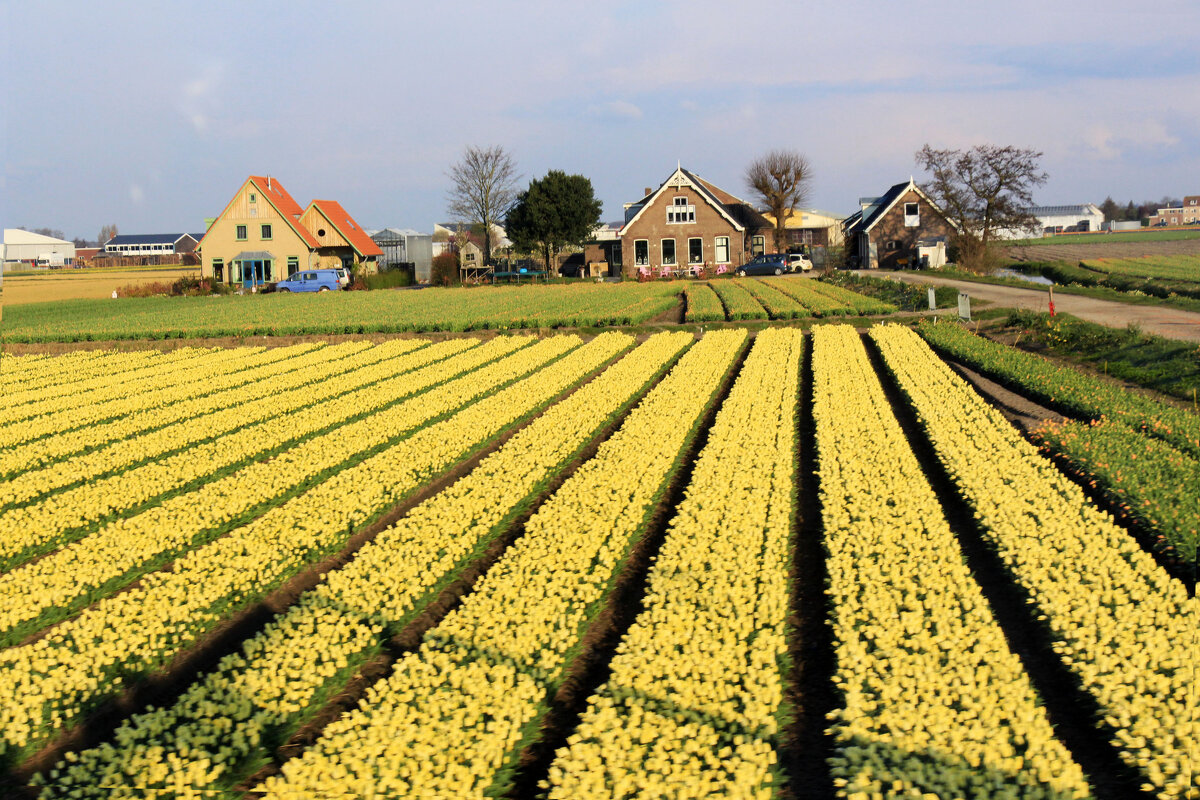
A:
[879,271,1200,343]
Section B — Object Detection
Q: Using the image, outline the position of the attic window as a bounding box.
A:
[904,202,919,228]
[249,193,257,203]
[667,196,695,224]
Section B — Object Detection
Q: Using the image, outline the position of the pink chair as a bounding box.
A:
[638,265,651,279]
[715,264,729,275]
[659,265,672,279]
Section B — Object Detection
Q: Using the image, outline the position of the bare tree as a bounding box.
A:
[446,145,520,265]
[745,150,813,253]
[916,144,1047,269]
[98,224,119,245]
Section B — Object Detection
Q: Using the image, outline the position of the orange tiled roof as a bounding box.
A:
[309,199,383,258]
[250,176,320,248]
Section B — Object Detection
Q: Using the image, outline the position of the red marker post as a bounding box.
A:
[1048,285,1056,317]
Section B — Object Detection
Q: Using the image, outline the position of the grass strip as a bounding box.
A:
[736,279,808,319]
[917,319,1200,459]
[710,280,768,320]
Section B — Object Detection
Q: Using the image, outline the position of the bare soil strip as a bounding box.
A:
[863,335,1156,800]
[501,337,751,799]
[780,334,838,800]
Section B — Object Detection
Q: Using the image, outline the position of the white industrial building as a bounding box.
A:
[994,204,1106,240]
[3,229,77,267]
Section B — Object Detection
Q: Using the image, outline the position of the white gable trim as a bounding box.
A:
[622,168,744,232]
[863,181,958,234]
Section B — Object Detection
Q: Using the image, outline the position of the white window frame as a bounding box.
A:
[688,237,703,264]
[714,236,730,264]
[634,239,649,266]
[904,202,920,227]
[661,238,676,265]
[751,236,765,256]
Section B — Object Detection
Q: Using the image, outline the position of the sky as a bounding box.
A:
[4,1,1199,242]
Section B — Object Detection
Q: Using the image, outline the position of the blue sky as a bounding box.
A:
[4,1,1199,241]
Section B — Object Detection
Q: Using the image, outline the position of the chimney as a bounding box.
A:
[644,187,652,197]
[268,176,272,191]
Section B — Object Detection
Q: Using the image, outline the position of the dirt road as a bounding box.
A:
[880,271,1200,343]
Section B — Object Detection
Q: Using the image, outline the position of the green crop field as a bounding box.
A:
[0,282,685,342]
[1081,255,1200,283]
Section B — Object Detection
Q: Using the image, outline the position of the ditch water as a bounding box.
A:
[995,268,1054,286]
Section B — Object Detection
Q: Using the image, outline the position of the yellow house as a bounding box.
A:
[198,176,380,287]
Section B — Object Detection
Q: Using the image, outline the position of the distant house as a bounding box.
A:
[103,233,203,256]
[2,229,76,267]
[844,179,957,269]
[1148,195,1200,227]
[198,176,379,287]
[609,166,769,278]
[433,222,511,271]
[759,208,846,250]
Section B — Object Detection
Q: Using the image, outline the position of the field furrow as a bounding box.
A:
[546,327,801,799]
[250,330,747,799]
[0,341,410,479]
[31,331,685,795]
[871,323,1199,800]
[814,325,1092,798]
[0,337,496,572]
[0,335,609,763]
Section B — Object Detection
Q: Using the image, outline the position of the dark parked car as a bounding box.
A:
[736,253,790,276]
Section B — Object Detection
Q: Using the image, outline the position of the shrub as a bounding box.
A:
[430,252,460,287]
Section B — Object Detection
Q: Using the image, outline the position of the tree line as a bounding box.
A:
[1098,197,1182,223]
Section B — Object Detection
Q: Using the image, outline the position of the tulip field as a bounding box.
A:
[2,324,1197,799]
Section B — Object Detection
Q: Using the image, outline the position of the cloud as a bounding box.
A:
[589,100,643,120]
[177,63,225,134]
[129,184,145,204]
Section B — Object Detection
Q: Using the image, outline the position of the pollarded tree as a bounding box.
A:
[506,170,603,276]
[916,143,1047,269]
[446,145,520,265]
[745,150,813,253]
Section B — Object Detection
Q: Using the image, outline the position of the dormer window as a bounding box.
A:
[667,196,695,224]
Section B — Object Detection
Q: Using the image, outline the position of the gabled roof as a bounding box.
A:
[1026,204,1101,216]
[106,233,197,246]
[199,176,320,250]
[622,167,747,232]
[846,179,955,236]
[307,200,383,258]
[4,229,72,246]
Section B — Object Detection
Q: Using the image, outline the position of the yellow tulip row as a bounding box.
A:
[0,341,400,481]
[0,337,494,571]
[0,343,334,456]
[1,346,258,430]
[0,340,505,639]
[812,325,1092,799]
[36,331,680,795]
[253,329,748,799]
[869,323,1200,800]
[0,333,606,760]
[0,347,201,400]
[1,349,160,395]
[543,327,801,800]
